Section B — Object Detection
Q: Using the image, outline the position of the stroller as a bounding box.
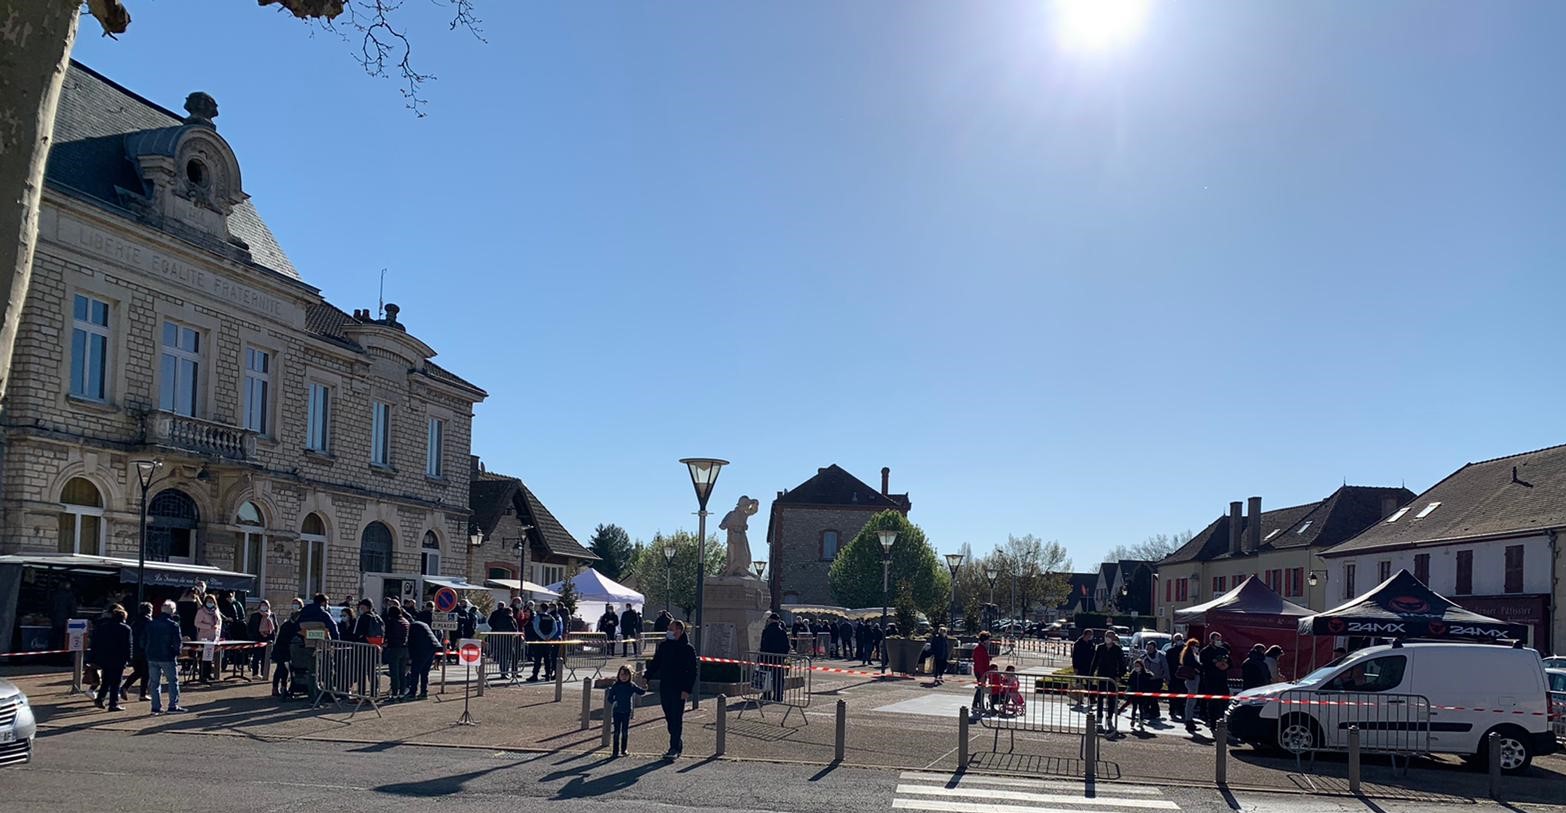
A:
[986,667,1025,717]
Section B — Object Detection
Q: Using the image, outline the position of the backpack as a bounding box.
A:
[538,614,555,638]
[360,612,385,644]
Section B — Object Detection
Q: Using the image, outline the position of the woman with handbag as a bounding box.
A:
[1175,637,1201,734]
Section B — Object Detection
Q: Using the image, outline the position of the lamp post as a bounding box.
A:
[944,552,965,630]
[679,457,726,710]
[131,459,163,609]
[662,544,676,614]
[751,560,766,579]
[513,524,534,602]
[877,528,896,674]
[984,566,999,629]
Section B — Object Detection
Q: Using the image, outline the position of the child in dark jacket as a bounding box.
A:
[604,665,647,757]
[1116,659,1153,731]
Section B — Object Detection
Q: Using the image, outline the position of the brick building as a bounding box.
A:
[467,459,597,594]
[0,63,484,611]
[765,464,910,608]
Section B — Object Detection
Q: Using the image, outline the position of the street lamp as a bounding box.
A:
[678,457,726,710]
[1307,570,1327,587]
[877,528,896,674]
[131,458,163,608]
[944,552,965,629]
[751,560,766,579]
[513,524,534,601]
[984,565,999,627]
[662,544,676,614]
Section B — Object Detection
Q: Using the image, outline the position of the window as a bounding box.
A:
[1286,567,1304,597]
[159,321,201,416]
[820,530,841,561]
[1344,563,1356,599]
[299,513,327,598]
[1455,550,1473,595]
[1264,528,1281,541]
[425,418,444,477]
[235,501,266,593]
[242,347,271,433]
[306,383,331,452]
[1165,579,1172,603]
[1504,545,1524,594]
[70,295,110,401]
[541,565,565,588]
[1265,569,1283,592]
[1413,553,1430,584]
[57,478,104,555]
[421,530,441,576]
[1377,560,1391,583]
[1296,521,1312,535]
[1326,655,1407,693]
[371,401,391,466]
[487,566,513,581]
[360,521,394,573]
[1212,575,1226,595]
[1175,578,1189,602]
[1385,506,1411,523]
[1414,501,1441,519]
[147,489,199,563]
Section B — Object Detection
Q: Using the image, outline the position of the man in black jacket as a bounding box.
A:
[124,602,153,701]
[646,620,698,758]
[1091,632,1125,731]
[407,616,442,699]
[619,605,641,656]
[1198,632,1232,729]
[758,614,790,701]
[92,605,133,711]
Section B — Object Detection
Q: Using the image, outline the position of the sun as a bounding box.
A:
[1054,0,1153,53]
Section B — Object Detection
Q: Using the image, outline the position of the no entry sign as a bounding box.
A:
[457,638,482,666]
[433,587,460,613]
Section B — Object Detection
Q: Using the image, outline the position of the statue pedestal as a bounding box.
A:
[701,576,771,660]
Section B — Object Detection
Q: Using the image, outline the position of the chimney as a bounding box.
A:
[1228,501,1243,556]
[470,455,483,476]
[1380,494,1398,519]
[881,467,891,496]
[1246,496,1263,553]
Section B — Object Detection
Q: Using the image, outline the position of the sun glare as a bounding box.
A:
[1054,0,1153,53]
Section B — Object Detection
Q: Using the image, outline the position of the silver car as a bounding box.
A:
[0,678,35,766]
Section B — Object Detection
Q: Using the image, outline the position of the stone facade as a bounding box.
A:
[765,464,911,608]
[0,64,485,610]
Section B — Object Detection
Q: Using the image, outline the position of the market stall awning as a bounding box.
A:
[0,553,254,592]
[1175,575,1314,623]
[484,578,560,598]
[1298,569,1527,640]
[545,569,644,605]
[423,577,489,592]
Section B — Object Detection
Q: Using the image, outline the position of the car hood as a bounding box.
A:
[1233,681,1297,699]
[0,677,22,700]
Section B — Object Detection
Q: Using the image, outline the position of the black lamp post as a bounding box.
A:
[877,528,896,674]
[751,560,766,579]
[662,544,675,614]
[944,552,965,629]
[679,457,726,709]
[513,524,534,601]
[131,458,163,609]
[984,565,999,629]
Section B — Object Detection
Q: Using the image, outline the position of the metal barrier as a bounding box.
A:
[552,639,590,681]
[312,639,384,717]
[639,634,664,659]
[789,633,816,656]
[1551,691,1566,744]
[975,671,1119,753]
[480,632,529,687]
[738,650,813,725]
[570,633,611,680]
[1275,690,1431,770]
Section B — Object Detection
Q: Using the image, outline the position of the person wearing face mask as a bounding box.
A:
[194,593,224,682]
[247,600,277,677]
[645,619,697,759]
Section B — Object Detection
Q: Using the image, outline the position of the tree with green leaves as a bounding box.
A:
[587,523,635,581]
[624,530,722,619]
[828,510,948,623]
[556,575,580,620]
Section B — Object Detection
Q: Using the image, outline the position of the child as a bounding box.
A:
[604,665,647,757]
[1116,659,1151,732]
[1000,665,1024,715]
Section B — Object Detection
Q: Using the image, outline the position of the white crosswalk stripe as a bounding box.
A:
[895,771,1179,813]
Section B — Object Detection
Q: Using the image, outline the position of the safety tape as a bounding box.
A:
[0,648,74,657]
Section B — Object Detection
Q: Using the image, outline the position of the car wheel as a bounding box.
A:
[1276,714,1321,754]
[1476,726,1534,774]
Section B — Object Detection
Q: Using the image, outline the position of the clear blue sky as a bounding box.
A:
[76,2,1566,568]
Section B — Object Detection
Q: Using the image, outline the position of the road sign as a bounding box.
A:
[432,612,458,632]
[433,587,460,613]
[457,638,482,666]
[66,618,88,652]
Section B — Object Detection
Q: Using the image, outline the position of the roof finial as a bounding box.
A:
[183,92,218,128]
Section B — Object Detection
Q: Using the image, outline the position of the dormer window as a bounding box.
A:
[185,159,208,188]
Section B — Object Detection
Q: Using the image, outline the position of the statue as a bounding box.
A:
[719,495,761,578]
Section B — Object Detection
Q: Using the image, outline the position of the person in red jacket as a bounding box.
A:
[968,631,993,720]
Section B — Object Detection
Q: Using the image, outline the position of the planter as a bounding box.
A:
[886,637,926,674]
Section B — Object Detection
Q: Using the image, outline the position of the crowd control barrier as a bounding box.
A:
[479,632,529,689]
[1551,691,1566,745]
[738,650,813,725]
[1275,690,1431,770]
[975,671,1119,753]
[789,633,817,656]
[550,639,589,681]
[312,639,383,717]
[570,633,611,679]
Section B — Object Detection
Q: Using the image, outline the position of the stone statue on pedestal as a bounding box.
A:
[719,495,760,578]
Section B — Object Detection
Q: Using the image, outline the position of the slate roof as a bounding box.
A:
[773,464,911,511]
[1321,444,1566,557]
[1059,572,1099,611]
[49,61,300,280]
[1158,485,1415,566]
[469,472,598,562]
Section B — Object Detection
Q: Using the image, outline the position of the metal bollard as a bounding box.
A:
[834,699,846,762]
[555,662,564,702]
[1084,715,1098,783]
[957,707,969,772]
[70,649,85,695]
[715,695,727,756]
[476,657,486,697]
[1488,731,1502,799]
[601,693,612,750]
[580,678,592,731]
[1347,725,1361,795]
[1215,719,1229,786]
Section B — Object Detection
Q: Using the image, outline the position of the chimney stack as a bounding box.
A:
[1380,494,1398,519]
[1246,496,1263,552]
[1228,501,1243,556]
[881,467,891,496]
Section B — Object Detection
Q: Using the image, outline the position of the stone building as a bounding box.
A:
[764,464,910,608]
[467,459,597,594]
[0,63,484,611]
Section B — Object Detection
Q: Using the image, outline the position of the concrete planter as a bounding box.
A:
[886,637,926,674]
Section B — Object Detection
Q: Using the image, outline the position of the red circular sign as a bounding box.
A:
[458,642,482,665]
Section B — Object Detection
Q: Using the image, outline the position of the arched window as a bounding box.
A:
[58,478,104,556]
[421,530,441,576]
[300,513,327,597]
[148,489,199,563]
[487,566,513,581]
[819,530,841,561]
[360,521,393,573]
[235,501,266,593]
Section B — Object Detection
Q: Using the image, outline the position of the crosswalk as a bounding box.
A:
[893,771,1179,813]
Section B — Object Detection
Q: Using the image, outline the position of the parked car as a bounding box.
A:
[1128,630,1170,653]
[1542,655,1566,671]
[0,678,35,766]
[1227,642,1556,773]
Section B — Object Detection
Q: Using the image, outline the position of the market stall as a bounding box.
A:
[1298,568,1527,643]
[1176,575,1334,680]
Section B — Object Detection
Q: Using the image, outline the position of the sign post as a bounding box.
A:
[67,618,88,695]
[433,611,459,696]
[456,638,482,726]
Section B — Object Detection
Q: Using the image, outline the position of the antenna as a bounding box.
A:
[377,268,387,319]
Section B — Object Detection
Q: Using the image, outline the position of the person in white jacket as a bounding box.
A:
[194,595,223,682]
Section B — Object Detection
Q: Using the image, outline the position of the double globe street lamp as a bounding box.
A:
[678,457,727,709]
[944,552,965,630]
[131,458,164,608]
[877,528,896,674]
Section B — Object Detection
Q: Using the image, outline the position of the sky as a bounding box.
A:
[75,1,1566,568]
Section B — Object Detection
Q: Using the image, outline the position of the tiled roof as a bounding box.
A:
[774,464,910,511]
[49,62,300,280]
[1322,444,1566,556]
[421,359,486,396]
[1159,485,1414,565]
[469,472,598,562]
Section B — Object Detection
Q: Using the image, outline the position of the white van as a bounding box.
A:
[1226,642,1556,773]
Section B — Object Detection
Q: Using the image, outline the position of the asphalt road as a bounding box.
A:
[8,728,1560,813]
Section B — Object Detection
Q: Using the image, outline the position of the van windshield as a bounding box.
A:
[1293,664,1339,689]
[1294,654,1408,692]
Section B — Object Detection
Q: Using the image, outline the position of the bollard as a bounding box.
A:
[957,707,969,772]
[716,695,727,756]
[1084,714,1098,783]
[835,699,847,762]
[1347,725,1361,795]
[1215,719,1229,786]
[1488,731,1502,799]
[476,657,486,697]
[580,678,592,731]
[601,693,613,749]
[555,662,564,702]
[70,649,85,695]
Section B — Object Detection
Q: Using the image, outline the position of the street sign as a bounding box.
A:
[66,618,88,652]
[432,611,458,632]
[457,638,482,666]
[433,587,460,613]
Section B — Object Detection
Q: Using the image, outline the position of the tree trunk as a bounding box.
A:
[0,1,79,408]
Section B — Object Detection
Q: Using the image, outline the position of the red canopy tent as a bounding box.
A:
[1174,575,1335,680]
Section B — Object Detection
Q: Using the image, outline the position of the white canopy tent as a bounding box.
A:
[484,578,561,599]
[547,569,645,625]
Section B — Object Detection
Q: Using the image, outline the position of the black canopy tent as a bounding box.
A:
[1298,569,1527,642]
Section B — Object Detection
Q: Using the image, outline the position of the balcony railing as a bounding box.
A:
[143,411,256,461]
